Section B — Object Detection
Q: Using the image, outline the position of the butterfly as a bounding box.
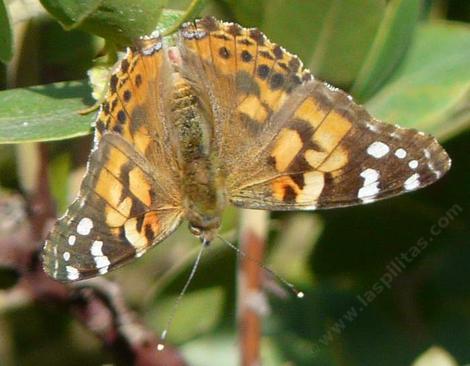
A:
[42,16,451,281]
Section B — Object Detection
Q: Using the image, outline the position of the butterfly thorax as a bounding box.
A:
[171,75,225,239]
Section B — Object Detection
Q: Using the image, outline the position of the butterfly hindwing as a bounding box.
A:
[42,133,183,282]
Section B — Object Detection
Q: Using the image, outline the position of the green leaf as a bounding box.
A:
[0,81,94,144]
[161,1,205,36]
[39,0,168,46]
[0,0,13,63]
[366,21,470,140]
[220,0,266,26]
[48,153,71,213]
[158,8,185,33]
[351,0,422,102]
[0,9,203,145]
[261,0,386,89]
[147,287,224,343]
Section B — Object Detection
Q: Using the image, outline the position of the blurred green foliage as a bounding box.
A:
[0,0,12,63]
[0,0,469,365]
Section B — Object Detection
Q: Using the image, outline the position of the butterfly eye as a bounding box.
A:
[189,224,202,237]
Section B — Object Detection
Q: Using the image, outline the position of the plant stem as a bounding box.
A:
[237,209,269,366]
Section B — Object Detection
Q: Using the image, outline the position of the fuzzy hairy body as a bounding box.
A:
[171,76,224,236]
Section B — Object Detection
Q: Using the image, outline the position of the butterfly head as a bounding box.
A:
[188,216,220,244]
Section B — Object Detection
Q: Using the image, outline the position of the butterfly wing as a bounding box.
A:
[177,17,450,210]
[177,17,310,164]
[228,81,451,209]
[43,134,183,281]
[43,35,184,281]
[96,34,179,173]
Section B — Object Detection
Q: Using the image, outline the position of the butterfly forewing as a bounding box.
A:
[43,134,183,281]
[229,82,450,209]
[177,17,450,210]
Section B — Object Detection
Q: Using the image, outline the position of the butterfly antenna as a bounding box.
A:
[217,234,304,299]
[157,239,208,351]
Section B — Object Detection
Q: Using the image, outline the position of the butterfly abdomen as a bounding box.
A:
[171,76,225,232]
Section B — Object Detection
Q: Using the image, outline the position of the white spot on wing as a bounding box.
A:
[52,245,59,277]
[404,173,420,191]
[98,266,109,275]
[395,148,407,159]
[63,252,70,261]
[95,256,110,269]
[135,250,145,258]
[142,42,162,56]
[408,160,418,169]
[77,217,93,235]
[358,185,380,202]
[358,168,380,202]
[367,141,390,158]
[427,161,441,178]
[68,235,76,246]
[91,240,104,256]
[360,168,379,185]
[365,122,379,132]
[66,266,80,280]
[90,240,110,274]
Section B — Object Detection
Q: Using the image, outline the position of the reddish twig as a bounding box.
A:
[237,209,269,366]
[70,279,186,366]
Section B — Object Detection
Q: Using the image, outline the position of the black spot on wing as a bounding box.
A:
[257,64,270,79]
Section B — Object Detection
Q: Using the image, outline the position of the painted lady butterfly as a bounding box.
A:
[42,17,450,281]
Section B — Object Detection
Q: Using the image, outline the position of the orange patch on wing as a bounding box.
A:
[128,167,152,206]
[272,176,299,201]
[191,34,212,64]
[318,146,348,172]
[305,149,328,168]
[234,37,257,75]
[139,46,164,80]
[133,127,152,155]
[124,211,160,250]
[238,95,268,122]
[105,196,132,227]
[105,205,127,227]
[95,169,123,208]
[272,172,324,204]
[271,128,303,172]
[259,86,288,113]
[294,98,328,129]
[312,111,352,152]
[210,31,236,75]
[106,147,129,176]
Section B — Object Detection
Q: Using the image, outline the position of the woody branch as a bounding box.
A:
[237,209,270,366]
